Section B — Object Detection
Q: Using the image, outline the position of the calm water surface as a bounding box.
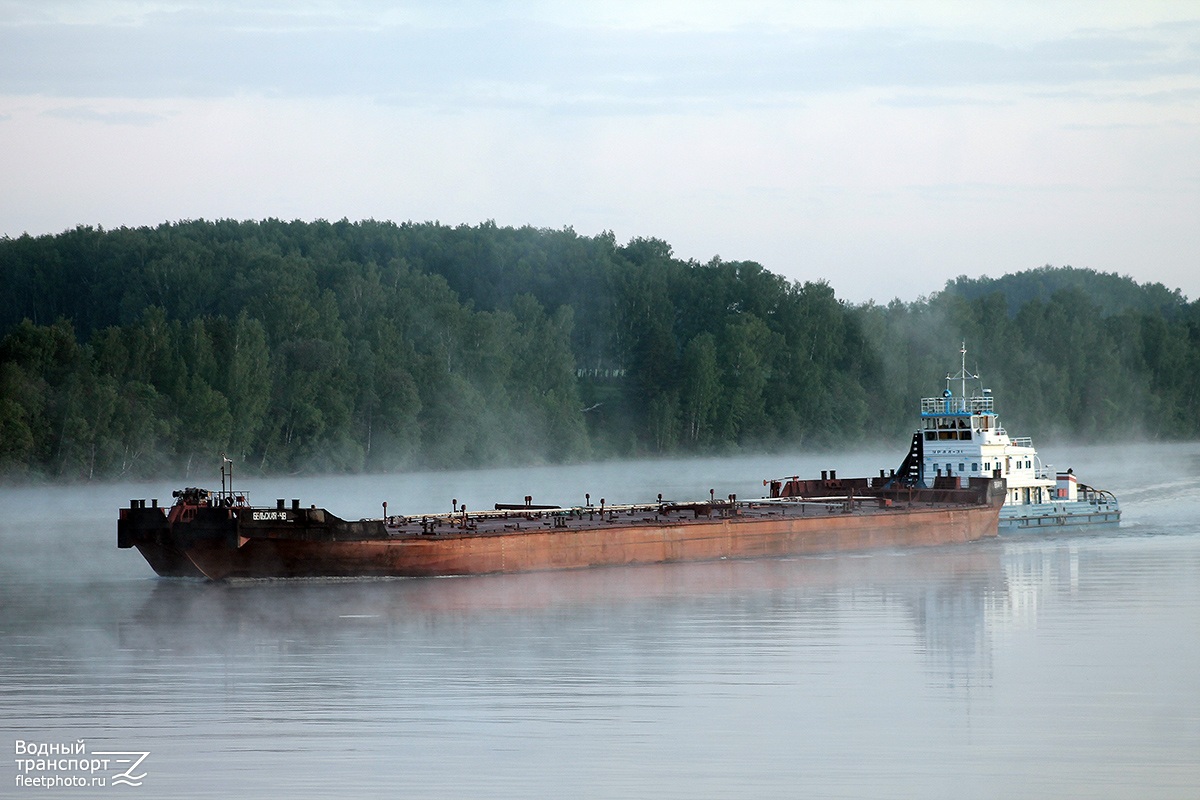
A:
[2,445,1198,799]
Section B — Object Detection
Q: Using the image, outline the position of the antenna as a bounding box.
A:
[960,341,967,399]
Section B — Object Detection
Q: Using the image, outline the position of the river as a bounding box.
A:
[2,443,1198,799]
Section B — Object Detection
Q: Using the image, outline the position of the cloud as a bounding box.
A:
[877,93,1015,109]
[1,7,1197,113]
[1033,86,1200,106]
[39,105,169,125]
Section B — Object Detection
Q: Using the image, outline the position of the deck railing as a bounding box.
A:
[920,395,995,415]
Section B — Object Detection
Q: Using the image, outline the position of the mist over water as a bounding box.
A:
[3,444,1199,799]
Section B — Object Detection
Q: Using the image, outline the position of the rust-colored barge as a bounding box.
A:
[118,461,1006,581]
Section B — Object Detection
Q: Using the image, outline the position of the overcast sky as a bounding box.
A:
[2,1,1198,303]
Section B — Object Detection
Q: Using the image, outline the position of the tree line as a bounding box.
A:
[1,219,1196,480]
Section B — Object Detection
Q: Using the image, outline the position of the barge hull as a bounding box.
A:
[182,502,1001,581]
[120,477,1006,581]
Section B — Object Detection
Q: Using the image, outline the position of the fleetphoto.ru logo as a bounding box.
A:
[14,739,149,789]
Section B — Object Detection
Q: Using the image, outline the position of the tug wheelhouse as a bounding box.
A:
[918,345,1119,531]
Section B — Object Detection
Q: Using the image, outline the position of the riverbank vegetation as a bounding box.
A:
[2,219,1197,480]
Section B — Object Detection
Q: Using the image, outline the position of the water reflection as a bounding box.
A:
[88,543,1015,694]
[3,531,1126,708]
[992,540,1084,633]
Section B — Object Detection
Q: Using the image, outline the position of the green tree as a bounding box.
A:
[680,333,720,444]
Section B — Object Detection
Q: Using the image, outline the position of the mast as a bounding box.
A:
[945,341,979,401]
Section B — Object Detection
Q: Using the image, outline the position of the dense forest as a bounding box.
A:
[1,219,1198,481]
